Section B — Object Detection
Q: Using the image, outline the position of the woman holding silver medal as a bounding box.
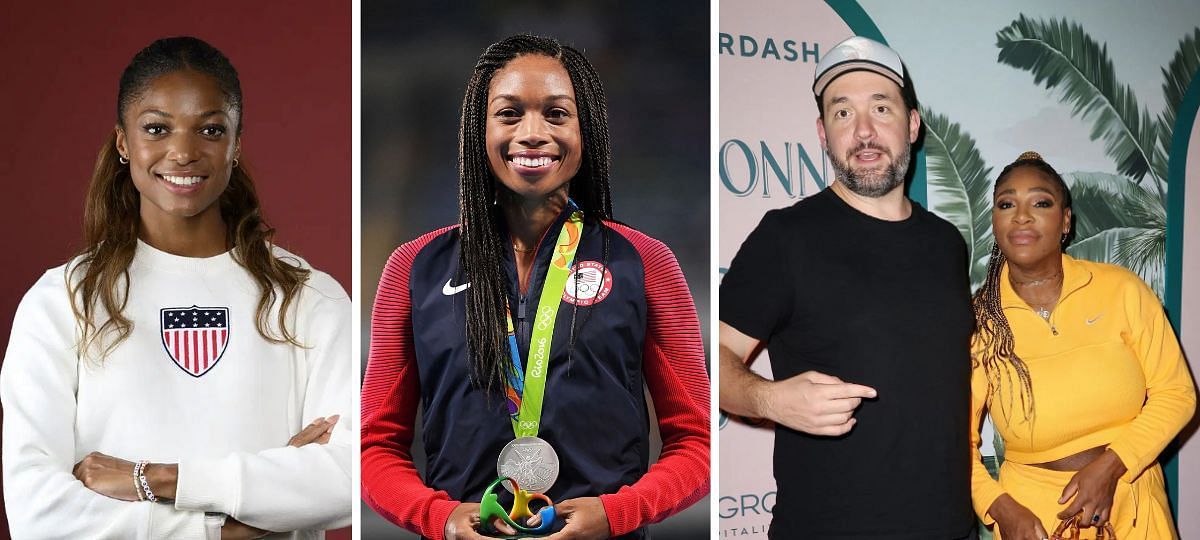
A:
[361,34,710,539]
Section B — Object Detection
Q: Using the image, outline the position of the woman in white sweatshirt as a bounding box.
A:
[0,37,352,539]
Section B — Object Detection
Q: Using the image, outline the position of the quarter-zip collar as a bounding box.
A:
[499,204,578,352]
[1000,253,1093,311]
[500,204,577,295]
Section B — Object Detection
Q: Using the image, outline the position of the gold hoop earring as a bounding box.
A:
[232,158,239,168]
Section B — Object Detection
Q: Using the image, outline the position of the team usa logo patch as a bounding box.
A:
[562,261,612,306]
[160,306,230,377]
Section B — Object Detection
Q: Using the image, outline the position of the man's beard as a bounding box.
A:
[829,143,911,198]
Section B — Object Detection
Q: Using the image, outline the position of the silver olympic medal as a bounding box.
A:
[496,436,560,494]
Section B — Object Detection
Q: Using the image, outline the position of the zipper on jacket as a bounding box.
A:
[1012,276,1086,337]
[514,228,548,352]
[1006,262,1093,338]
[515,292,532,354]
[1044,277,1090,336]
[1010,306,1060,335]
[515,233,544,350]
[517,217,557,295]
[1023,308,1060,336]
[511,206,572,354]
[513,292,532,361]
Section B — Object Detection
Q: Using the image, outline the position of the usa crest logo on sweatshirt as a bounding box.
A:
[160,306,230,377]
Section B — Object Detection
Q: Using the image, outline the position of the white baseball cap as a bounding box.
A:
[812,36,906,97]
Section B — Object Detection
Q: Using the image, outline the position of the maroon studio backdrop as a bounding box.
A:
[0,2,351,538]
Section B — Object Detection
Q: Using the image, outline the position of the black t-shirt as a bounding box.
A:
[721,188,975,539]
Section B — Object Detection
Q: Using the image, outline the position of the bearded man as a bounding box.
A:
[719,36,977,539]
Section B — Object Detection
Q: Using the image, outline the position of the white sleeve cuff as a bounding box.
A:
[146,502,209,540]
[176,455,240,515]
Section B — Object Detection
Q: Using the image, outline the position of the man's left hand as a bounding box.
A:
[544,496,609,539]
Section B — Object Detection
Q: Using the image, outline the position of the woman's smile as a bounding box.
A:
[155,170,209,191]
[507,150,560,176]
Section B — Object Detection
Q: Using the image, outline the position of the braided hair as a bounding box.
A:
[972,151,1072,423]
[458,35,614,396]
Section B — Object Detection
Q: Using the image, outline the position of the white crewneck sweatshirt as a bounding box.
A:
[2,241,352,539]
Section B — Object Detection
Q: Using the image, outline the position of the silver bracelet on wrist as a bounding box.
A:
[132,461,146,501]
[136,460,158,503]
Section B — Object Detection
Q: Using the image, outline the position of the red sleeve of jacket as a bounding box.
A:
[600,223,711,536]
[361,226,459,540]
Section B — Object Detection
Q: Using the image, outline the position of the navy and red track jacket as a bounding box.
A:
[361,212,709,539]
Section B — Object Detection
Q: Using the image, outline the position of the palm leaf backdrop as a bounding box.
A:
[1066,172,1161,240]
[996,16,1167,198]
[1159,28,1200,157]
[921,106,996,288]
[1065,172,1166,294]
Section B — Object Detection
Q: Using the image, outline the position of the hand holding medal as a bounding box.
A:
[478,476,559,537]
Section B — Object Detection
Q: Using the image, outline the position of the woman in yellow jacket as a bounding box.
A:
[970,152,1195,540]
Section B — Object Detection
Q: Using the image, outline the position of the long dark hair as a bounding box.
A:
[70,36,310,358]
[972,152,1072,422]
[458,34,614,395]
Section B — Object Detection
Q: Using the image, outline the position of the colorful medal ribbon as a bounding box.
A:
[503,203,584,438]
